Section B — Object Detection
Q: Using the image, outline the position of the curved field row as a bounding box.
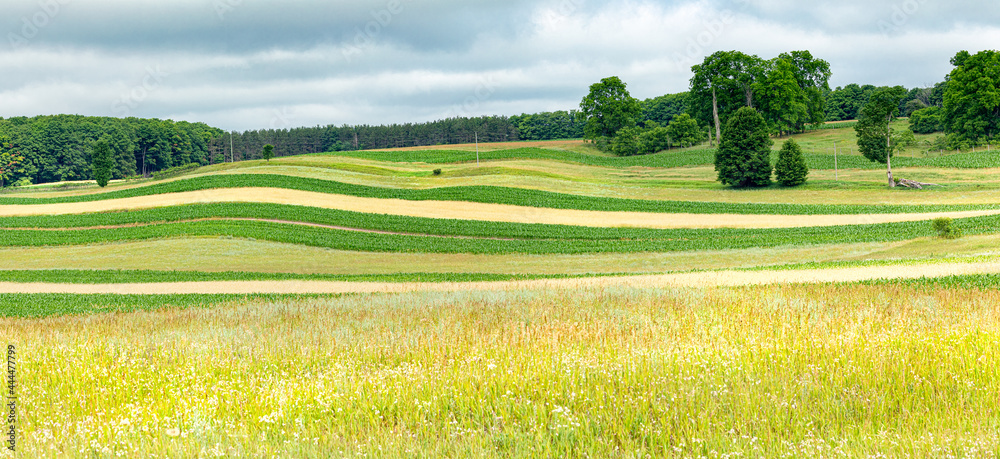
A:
[3,259,1000,294]
[6,174,1000,215]
[3,187,1000,229]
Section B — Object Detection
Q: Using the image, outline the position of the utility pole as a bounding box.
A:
[834,140,839,181]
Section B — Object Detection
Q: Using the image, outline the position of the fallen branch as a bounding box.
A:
[896,178,941,190]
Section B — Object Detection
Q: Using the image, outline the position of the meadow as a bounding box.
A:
[3,129,1000,457]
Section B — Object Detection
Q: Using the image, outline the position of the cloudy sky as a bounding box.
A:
[1,0,997,131]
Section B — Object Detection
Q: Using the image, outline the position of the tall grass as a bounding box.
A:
[6,284,999,457]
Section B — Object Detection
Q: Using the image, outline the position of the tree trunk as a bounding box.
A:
[712,87,722,143]
[886,114,895,187]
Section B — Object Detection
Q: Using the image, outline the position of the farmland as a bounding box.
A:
[4,134,1000,457]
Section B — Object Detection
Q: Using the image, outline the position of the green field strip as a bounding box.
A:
[0,293,318,318]
[319,147,1000,170]
[0,270,576,284]
[3,214,1000,254]
[3,174,998,215]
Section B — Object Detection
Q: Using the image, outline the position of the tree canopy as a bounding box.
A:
[855,86,907,186]
[944,50,1000,145]
[578,76,642,141]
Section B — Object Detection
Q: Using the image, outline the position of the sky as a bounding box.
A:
[1,0,998,132]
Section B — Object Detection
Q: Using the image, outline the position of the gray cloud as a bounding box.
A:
[0,0,997,131]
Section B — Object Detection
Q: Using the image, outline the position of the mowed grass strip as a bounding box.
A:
[3,174,998,215]
[2,214,1000,254]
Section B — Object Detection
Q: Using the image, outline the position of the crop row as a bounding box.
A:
[3,214,1000,254]
[0,269,568,284]
[4,202,997,243]
[0,293,307,318]
[320,147,1000,169]
[3,174,995,215]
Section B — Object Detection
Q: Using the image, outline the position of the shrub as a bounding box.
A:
[610,126,642,156]
[432,169,442,176]
[932,217,962,239]
[775,139,808,187]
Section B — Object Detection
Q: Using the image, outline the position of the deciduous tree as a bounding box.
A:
[855,86,907,187]
[943,50,1000,144]
[263,144,274,161]
[578,76,642,142]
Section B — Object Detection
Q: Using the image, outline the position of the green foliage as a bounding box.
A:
[774,139,808,187]
[637,126,671,154]
[578,76,642,141]
[510,111,584,141]
[944,50,1000,144]
[856,86,907,186]
[262,144,275,162]
[91,140,113,188]
[432,169,442,176]
[641,92,689,126]
[825,84,876,121]
[932,217,962,239]
[689,51,766,135]
[910,106,944,134]
[610,126,642,156]
[715,107,773,187]
[0,137,25,188]
[666,114,704,147]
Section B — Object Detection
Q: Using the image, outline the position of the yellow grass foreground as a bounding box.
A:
[2,260,1000,294]
[5,285,999,457]
[1,187,999,229]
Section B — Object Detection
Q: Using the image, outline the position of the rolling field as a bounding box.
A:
[4,134,1000,457]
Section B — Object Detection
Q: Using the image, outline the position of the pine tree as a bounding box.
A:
[775,139,809,186]
[715,106,772,187]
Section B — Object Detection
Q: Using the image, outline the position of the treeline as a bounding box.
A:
[215,116,520,161]
[0,115,222,186]
[825,82,947,121]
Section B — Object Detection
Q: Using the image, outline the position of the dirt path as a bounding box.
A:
[2,188,999,229]
[2,261,997,294]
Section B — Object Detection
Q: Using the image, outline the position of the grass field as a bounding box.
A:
[4,134,1000,457]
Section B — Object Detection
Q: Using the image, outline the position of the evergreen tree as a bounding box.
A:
[91,140,113,188]
[775,139,808,186]
[715,107,773,187]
